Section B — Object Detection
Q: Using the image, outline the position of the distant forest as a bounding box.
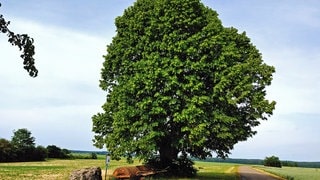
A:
[196,158,320,168]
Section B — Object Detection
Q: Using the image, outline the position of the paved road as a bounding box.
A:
[238,166,281,180]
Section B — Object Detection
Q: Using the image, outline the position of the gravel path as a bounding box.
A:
[238,166,282,180]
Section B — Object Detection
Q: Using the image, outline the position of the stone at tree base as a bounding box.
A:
[69,167,102,180]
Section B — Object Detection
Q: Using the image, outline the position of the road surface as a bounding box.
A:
[238,166,282,180]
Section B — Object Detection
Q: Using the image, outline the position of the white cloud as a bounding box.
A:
[0,18,108,150]
[263,45,320,115]
[231,113,320,161]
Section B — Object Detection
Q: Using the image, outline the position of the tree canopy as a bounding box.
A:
[11,128,35,149]
[8,128,46,162]
[0,128,77,162]
[92,0,275,174]
[264,155,282,168]
[0,2,38,77]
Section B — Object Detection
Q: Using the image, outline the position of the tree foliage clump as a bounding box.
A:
[264,156,282,168]
[0,128,78,162]
[92,0,276,176]
[11,128,35,149]
[46,145,71,159]
[146,154,197,177]
[0,138,14,162]
[0,3,38,77]
[0,128,47,162]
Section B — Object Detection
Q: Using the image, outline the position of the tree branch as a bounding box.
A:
[0,3,38,77]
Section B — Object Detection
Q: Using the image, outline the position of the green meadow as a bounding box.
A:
[255,165,320,180]
[0,155,238,180]
[0,159,103,180]
[1,155,320,180]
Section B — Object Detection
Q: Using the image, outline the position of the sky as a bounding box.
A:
[0,0,319,162]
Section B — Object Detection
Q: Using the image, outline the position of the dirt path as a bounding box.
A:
[238,166,282,180]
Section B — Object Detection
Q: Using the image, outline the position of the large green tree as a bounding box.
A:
[11,128,36,161]
[0,129,47,162]
[92,0,275,172]
[0,2,38,77]
[11,128,35,149]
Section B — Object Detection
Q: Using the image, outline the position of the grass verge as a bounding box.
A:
[255,165,320,180]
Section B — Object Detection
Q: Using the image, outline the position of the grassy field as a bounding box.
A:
[0,155,238,180]
[0,159,105,180]
[3,156,320,180]
[255,165,320,180]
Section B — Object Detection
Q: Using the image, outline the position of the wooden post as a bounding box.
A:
[105,154,110,180]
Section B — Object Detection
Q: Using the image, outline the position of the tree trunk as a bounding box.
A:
[158,137,178,169]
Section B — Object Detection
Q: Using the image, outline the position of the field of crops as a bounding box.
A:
[255,165,320,180]
[0,155,238,180]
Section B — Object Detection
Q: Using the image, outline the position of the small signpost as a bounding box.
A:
[105,153,111,180]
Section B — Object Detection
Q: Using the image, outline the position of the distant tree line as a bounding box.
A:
[281,161,298,167]
[195,157,320,168]
[0,128,75,162]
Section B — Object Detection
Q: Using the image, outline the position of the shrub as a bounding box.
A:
[146,155,197,177]
[264,155,282,168]
[0,138,14,162]
[47,145,70,159]
[33,146,48,161]
[91,152,97,159]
